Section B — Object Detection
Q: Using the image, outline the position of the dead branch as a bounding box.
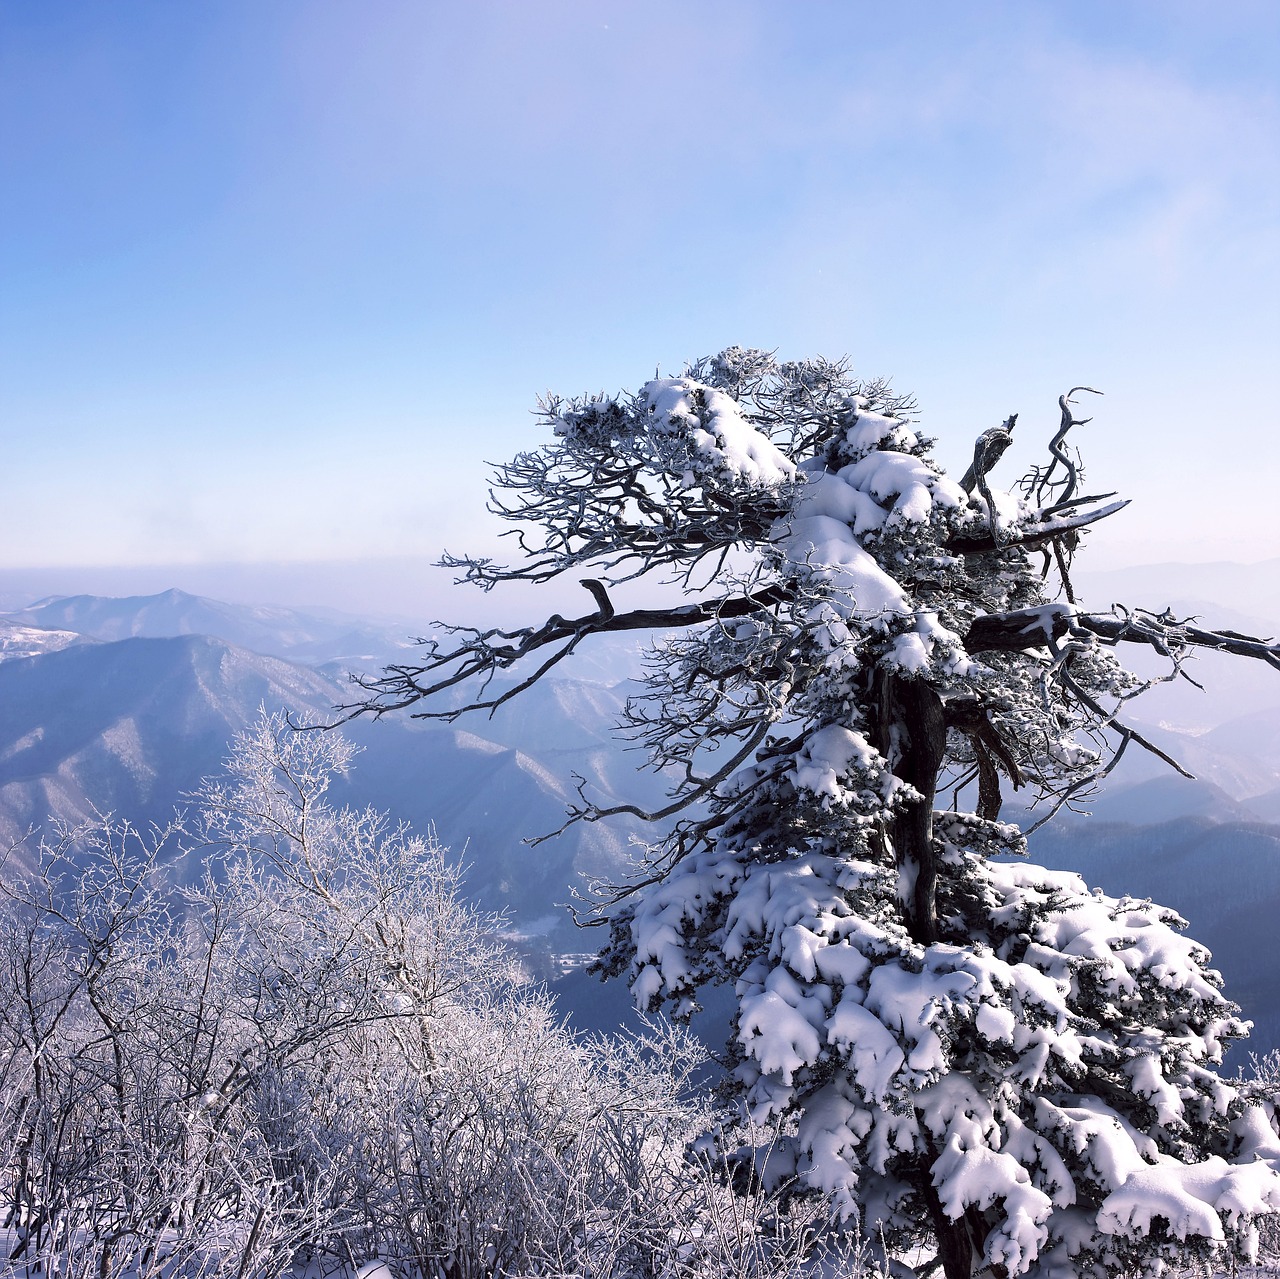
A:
[966,604,1280,670]
[946,498,1129,556]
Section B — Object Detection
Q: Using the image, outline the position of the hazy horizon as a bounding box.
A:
[3,551,1279,632]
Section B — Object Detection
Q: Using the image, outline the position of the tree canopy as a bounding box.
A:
[354,348,1280,1279]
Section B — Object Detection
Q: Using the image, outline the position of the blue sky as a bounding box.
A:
[2,0,1278,586]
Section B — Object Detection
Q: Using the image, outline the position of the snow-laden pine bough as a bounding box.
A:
[347,349,1280,1279]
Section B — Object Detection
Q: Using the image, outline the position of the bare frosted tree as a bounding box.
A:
[349,349,1280,1279]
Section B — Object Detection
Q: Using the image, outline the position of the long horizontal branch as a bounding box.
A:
[352,583,1277,727]
[965,604,1280,669]
[946,499,1130,556]
[342,579,792,721]
[1079,613,1280,668]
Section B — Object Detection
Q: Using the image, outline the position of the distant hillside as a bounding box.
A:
[4,587,421,669]
[0,634,341,846]
[1029,818,1280,1060]
[1042,774,1265,826]
[1247,786,1280,823]
[0,631,657,947]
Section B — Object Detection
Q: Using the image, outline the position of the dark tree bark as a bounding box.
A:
[876,675,975,1278]
[871,672,948,946]
[927,1195,977,1279]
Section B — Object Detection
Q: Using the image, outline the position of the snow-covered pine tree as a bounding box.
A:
[354,349,1280,1279]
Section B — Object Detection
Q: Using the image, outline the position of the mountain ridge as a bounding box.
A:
[0,628,653,944]
[3,587,424,669]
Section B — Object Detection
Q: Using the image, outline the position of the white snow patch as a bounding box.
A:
[641,377,796,488]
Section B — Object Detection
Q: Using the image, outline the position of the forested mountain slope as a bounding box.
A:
[0,626,653,945]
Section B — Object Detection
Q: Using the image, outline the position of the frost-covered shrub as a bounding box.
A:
[0,812,339,1279]
[353,350,1280,1279]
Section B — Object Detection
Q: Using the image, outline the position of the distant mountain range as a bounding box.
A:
[0,591,658,949]
[1,580,1278,1053]
[5,587,423,669]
